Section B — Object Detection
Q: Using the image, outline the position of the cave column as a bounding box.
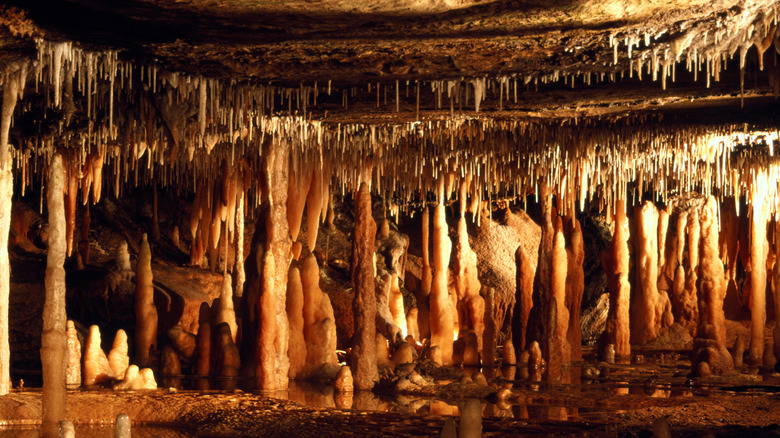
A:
[41,154,67,437]
[256,138,292,390]
[600,195,631,358]
[749,173,769,365]
[0,62,27,395]
[352,180,378,390]
[430,179,455,365]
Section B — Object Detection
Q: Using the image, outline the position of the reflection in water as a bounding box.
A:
[0,426,193,438]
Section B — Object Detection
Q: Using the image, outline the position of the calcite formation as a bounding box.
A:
[65,321,81,389]
[600,197,631,359]
[352,182,378,390]
[107,329,130,380]
[430,182,455,365]
[135,234,157,367]
[83,325,113,386]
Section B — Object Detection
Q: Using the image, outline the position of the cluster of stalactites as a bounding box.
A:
[4,40,780,224]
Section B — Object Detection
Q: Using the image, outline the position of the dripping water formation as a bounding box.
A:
[0,0,780,436]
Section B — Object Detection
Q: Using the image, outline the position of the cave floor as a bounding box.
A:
[1,346,778,438]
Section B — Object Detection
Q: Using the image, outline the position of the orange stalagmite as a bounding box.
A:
[352,181,378,390]
[749,172,769,365]
[430,179,455,365]
[693,196,733,376]
[286,266,306,379]
[600,196,630,358]
[774,218,780,365]
[256,138,292,391]
[41,153,67,436]
[631,201,673,344]
[565,217,584,362]
[549,218,569,382]
[135,234,157,367]
[512,246,534,358]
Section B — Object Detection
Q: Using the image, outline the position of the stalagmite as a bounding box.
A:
[302,255,337,371]
[107,329,130,379]
[681,208,700,336]
[215,322,240,386]
[631,201,672,344]
[693,196,733,376]
[430,181,455,365]
[41,153,67,436]
[549,222,569,381]
[512,247,534,357]
[195,303,212,381]
[287,266,307,379]
[526,183,554,371]
[334,365,354,392]
[135,234,157,367]
[0,62,27,396]
[749,174,769,365]
[775,218,780,365]
[454,177,482,350]
[214,273,238,342]
[83,325,113,386]
[233,186,245,298]
[352,181,378,390]
[600,197,631,358]
[113,365,157,390]
[65,321,81,389]
[482,288,496,368]
[161,345,182,389]
[418,207,432,340]
[565,218,584,361]
[255,138,292,391]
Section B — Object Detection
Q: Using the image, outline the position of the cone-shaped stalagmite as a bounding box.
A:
[454,176,483,354]
[565,217,585,361]
[83,325,113,386]
[749,173,769,365]
[430,181,455,365]
[135,234,157,367]
[287,266,306,379]
[107,329,129,380]
[548,219,569,382]
[631,201,673,344]
[41,153,67,436]
[512,247,534,358]
[256,139,292,390]
[352,181,378,390]
[417,207,432,340]
[600,197,631,358]
[65,321,80,388]
[774,218,780,366]
[214,273,238,342]
[302,255,337,370]
[693,196,733,376]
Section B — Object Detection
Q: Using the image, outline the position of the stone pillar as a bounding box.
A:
[600,196,631,358]
[255,138,292,390]
[749,173,769,365]
[135,234,157,367]
[41,154,67,437]
[352,182,378,390]
[693,196,733,376]
[430,181,455,365]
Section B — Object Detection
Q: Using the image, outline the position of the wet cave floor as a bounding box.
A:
[1,345,778,437]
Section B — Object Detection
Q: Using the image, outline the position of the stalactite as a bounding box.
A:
[287,163,311,243]
[135,233,157,367]
[600,196,630,358]
[64,160,78,257]
[352,181,378,390]
[41,153,67,437]
[306,164,324,250]
[693,196,734,376]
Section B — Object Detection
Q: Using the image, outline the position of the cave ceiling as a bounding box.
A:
[3,0,780,123]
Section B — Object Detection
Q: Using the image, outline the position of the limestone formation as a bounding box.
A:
[600,197,631,358]
[631,201,673,344]
[41,153,67,435]
[287,266,307,379]
[215,322,240,386]
[565,217,585,361]
[352,181,378,390]
[430,181,455,365]
[65,320,81,389]
[334,365,354,392]
[113,365,157,390]
[512,246,534,358]
[107,329,130,380]
[775,219,780,365]
[134,234,157,367]
[693,196,734,375]
[749,174,769,365]
[160,345,182,389]
[302,255,337,371]
[83,325,113,386]
[214,273,238,342]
